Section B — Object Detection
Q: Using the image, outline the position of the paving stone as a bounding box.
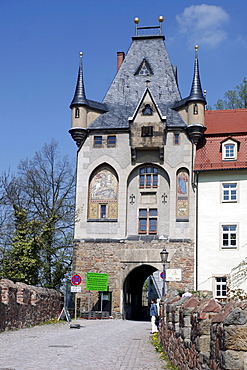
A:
[0,319,168,369]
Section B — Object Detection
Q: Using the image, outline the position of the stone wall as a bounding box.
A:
[0,279,62,332]
[159,295,247,370]
[73,239,194,316]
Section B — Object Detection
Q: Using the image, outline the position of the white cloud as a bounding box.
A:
[176,4,230,48]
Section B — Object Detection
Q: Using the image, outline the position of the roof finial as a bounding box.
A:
[134,17,140,36]
[158,16,164,35]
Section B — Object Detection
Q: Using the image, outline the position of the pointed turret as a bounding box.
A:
[186,46,207,144]
[70,52,88,107]
[187,45,206,104]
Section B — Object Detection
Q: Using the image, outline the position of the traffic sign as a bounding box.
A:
[160,271,166,279]
[71,274,82,286]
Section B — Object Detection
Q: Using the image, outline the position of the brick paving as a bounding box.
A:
[0,319,168,370]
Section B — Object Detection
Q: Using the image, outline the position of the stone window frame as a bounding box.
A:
[173,133,180,145]
[93,136,103,147]
[141,126,153,137]
[107,135,116,148]
[138,208,158,234]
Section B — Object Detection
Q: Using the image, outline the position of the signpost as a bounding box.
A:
[71,274,82,321]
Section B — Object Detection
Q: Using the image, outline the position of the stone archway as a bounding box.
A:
[123,264,157,321]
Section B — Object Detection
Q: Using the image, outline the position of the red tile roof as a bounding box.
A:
[204,109,247,134]
[195,109,247,171]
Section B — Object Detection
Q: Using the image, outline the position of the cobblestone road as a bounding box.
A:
[0,319,167,370]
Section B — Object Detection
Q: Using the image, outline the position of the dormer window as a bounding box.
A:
[142,104,153,115]
[141,126,153,137]
[222,139,238,160]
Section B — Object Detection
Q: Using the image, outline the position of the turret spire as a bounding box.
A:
[70,52,88,108]
[188,45,206,103]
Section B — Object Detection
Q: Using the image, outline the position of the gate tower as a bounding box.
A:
[69,17,206,319]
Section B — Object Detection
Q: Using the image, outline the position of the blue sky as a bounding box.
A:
[0,0,246,173]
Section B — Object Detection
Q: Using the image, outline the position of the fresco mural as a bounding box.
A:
[88,167,118,219]
[177,170,189,219]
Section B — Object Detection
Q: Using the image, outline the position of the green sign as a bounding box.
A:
[86,272,108,291]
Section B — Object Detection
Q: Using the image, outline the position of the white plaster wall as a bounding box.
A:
[197,171,247,294]
[74,130,195,241]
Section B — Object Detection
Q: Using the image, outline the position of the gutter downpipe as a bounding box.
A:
[191,141,198,291]
[195,170,199,291]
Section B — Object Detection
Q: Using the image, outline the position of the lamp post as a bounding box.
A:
[160,248,169,297]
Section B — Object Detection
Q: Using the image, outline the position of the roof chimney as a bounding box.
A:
[117,52,125,71]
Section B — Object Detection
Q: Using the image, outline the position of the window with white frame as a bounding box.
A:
[222,183,237,202]
[221,225,237,248]
[222,140,237,160]
[215,277,227,298]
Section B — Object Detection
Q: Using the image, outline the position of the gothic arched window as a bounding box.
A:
[88,166,118,220]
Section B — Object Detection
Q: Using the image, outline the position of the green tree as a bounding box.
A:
[215,78,247,110]
[3,206,41,285]
[0,140,76,288]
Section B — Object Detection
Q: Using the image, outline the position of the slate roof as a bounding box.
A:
[195,109,247,171]
[87,35,186,130]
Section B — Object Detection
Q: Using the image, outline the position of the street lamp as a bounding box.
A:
[160,248,169,297]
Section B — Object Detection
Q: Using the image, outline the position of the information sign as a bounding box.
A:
[86,272,108,291]
[166,268,182,282]
[71,286,82,293]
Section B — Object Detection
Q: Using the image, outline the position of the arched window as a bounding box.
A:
[88,166,118,220]
[176,169,189,220]
[139,165,158,188]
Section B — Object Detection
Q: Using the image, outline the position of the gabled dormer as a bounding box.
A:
[221,137,240,161]
[128,88,166,161]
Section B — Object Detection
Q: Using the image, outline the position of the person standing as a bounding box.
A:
[150,298,158,334]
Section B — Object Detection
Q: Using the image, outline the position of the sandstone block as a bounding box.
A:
[196,335,210,352]
[222,350,241,370]
[225,325,247,350]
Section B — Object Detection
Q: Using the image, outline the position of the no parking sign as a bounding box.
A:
[71,274,82,286]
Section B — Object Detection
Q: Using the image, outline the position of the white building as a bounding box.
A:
[195,109,247,299]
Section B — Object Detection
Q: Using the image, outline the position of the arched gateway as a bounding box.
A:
[123,264,157,320]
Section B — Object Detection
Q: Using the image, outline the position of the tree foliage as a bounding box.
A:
[3,206,41,285]
[0,140,76,289]
[215,77,247,110]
